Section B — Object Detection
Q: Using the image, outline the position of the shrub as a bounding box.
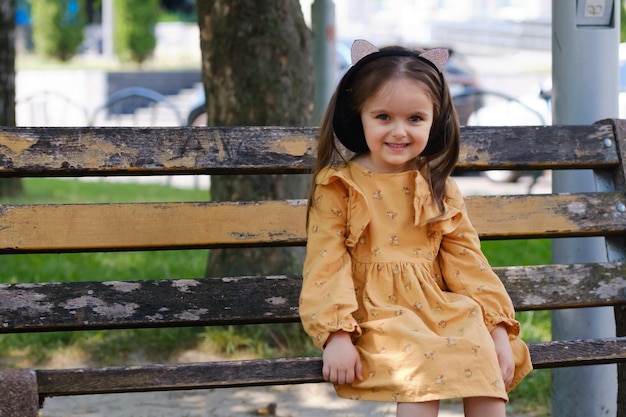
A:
[113,0,160,63]
[31,0,86,62]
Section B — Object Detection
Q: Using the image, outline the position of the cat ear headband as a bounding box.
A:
[332,39,449,153]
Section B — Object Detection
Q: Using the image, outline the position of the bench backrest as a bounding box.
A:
[0,121,625,401]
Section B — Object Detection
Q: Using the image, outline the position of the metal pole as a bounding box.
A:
[311,0,337,124]
[552,1,618,416]
[101,0,114,59]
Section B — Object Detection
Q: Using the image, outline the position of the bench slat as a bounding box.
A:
[36,357,324,397]
[529,338,626,369]
[0,200,307,253]
[1,192,625,253]
[35,337,626,397]
[0,276,302,332]
[0,126,318,176]
[0,124,617,176]
[502,263,626,310]
[468,191,626,239]
[2,262,625,333]
[459,123,618,171]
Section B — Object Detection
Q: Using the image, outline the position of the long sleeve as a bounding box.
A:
[299,175,362,350]
[435,179,533,391]
[435,179,520,336]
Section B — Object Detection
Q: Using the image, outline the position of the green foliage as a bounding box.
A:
[81,327,206,366]
[622,0,626,43]
[113,0,160,63]
[200,323,316,359]
[31,0,86,62]
[159,9,197,23]
[509,369,552,416]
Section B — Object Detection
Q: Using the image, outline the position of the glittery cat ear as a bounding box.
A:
[351,39,379,65]
[418,48,449,73]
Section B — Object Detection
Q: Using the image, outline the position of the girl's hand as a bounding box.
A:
[322,330,363,385]
[491,324,515,388]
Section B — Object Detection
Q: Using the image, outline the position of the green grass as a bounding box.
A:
[6,177,210,204]
[0,178,211,365]
[482,239,552,416]
[0,178,552,415]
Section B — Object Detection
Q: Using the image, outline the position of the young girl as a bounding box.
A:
[299,39,533,417]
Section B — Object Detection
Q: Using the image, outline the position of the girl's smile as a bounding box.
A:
[357,77,434,173]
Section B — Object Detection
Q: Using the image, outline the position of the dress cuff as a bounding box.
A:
[484,314,521,337]
[317,322,362,350]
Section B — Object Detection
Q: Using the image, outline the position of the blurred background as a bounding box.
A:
[13,0,554,129]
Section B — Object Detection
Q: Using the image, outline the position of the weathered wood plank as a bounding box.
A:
[1,263,625,333]
[0,126,318,176]
[502,263,626,310]
[467,191,626,240]
[0,276,303,332]
[0,200,307,253]
[458,124,618,171]
[529,337,626,369]
[1,192,625,253]
[35,337,626,397]
[0,125,618,177]
[36,357,325,397]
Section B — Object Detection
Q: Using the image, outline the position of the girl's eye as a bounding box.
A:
[409,115,422,122]
[376,114,390,121]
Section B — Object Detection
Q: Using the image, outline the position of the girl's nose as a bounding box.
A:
[391,123,406,138]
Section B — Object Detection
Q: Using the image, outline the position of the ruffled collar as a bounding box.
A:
[315,161,464,244]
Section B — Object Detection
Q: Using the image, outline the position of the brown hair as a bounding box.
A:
[307,46,461,224]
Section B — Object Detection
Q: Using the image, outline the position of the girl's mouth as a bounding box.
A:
[386,143,408,149]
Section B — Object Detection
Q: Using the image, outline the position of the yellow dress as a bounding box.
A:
[299,161,532,403]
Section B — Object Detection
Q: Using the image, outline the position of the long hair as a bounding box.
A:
[307,46,461,224]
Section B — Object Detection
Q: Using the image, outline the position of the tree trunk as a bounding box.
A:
[196,0,313,277]
[0,0,22,198]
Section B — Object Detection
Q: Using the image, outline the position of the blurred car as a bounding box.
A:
[187,44,481,126]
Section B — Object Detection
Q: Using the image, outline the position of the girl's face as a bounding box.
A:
[358,77,434,173]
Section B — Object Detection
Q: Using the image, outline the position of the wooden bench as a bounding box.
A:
[0,120,626,416]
